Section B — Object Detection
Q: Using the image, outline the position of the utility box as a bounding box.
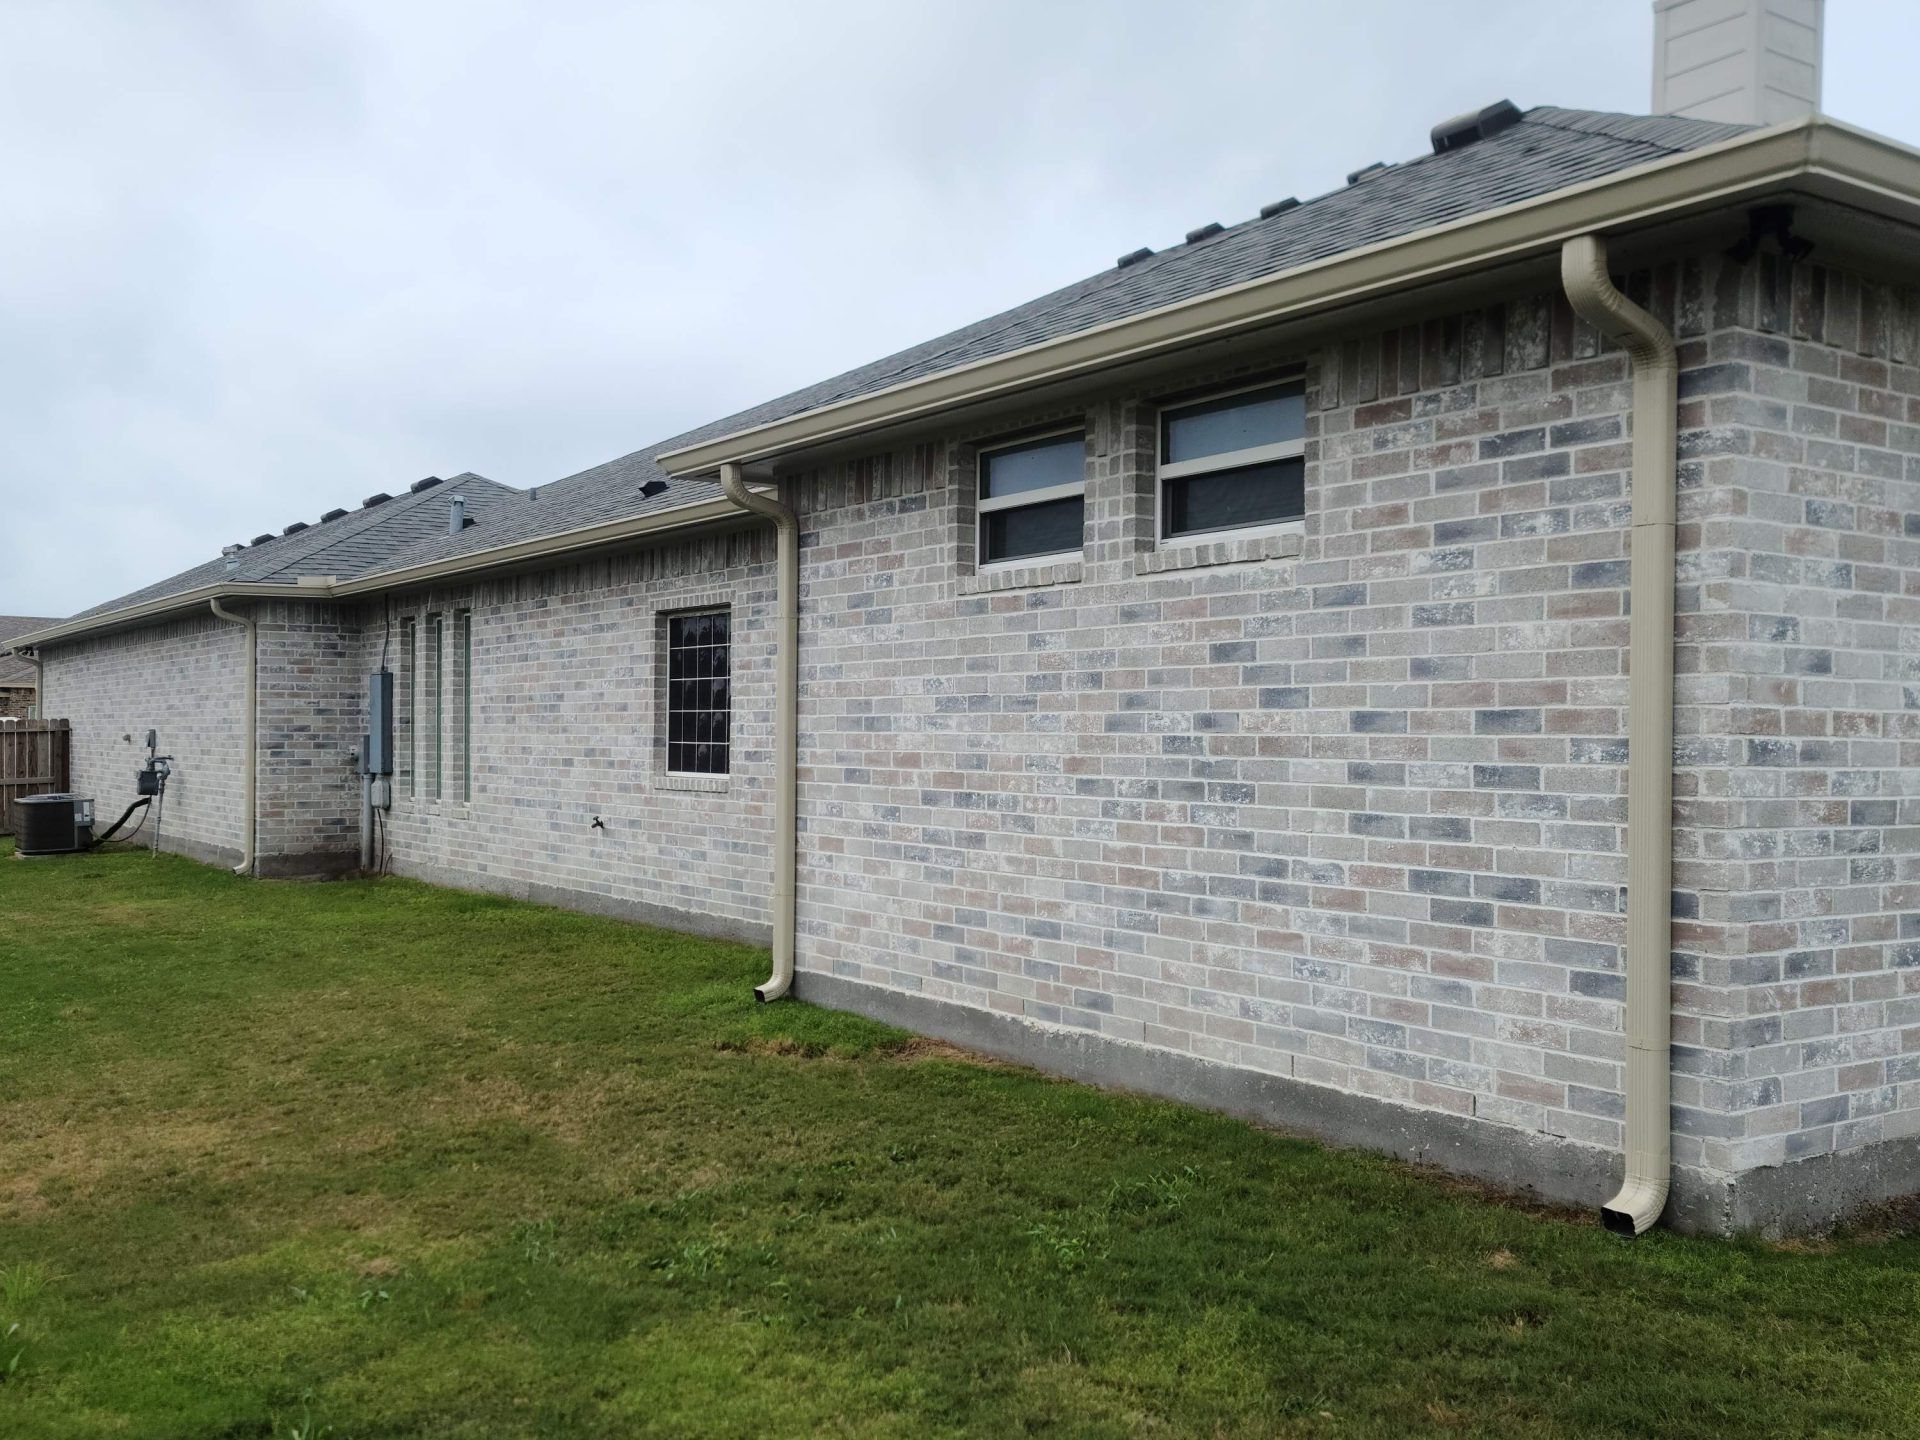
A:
[366,670,394,776]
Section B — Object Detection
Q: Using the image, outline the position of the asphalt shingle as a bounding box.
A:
[68,105,1749,616]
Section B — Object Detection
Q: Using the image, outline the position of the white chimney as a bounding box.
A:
[1652,0,1823,127]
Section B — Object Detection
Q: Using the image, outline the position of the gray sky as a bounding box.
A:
[6,1,1917,615]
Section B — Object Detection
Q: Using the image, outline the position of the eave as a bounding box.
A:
[654,116,1920,478]
[9,492,761,652]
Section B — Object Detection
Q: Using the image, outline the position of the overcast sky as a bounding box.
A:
[6,0,1917,615]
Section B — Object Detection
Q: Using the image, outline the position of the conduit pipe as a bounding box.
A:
[1560,234,1678,1236]
[208,599,258,876]
[719,462,798,1001]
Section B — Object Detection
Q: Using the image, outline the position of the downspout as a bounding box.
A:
[1560,234,1677,1236]
[719,462,798,1002]
[23,647,43,718]
[208,599,258,876]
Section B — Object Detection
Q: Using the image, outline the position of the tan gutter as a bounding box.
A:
[208,599,258,876]
[655,117,1920,477]
[13,495,766,652]
[333,492,761,596]
[1561,234,1677,1236]
[719,462,798,1002]
[11,583,310,651]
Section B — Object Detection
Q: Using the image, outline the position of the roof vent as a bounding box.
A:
[1429,99,1522,154]
[1346,161,1390,186]
[1259,197,1299,219]
[222,544,243,572]
[1116,245,1154,268]
[361,492,391,509]
[410,475,443,494]
[319,507,348,523]
[283,521,309,536]
[1184,222,1224,245]
[639,478,669,498]
[250,534,274,547]
[447,494,467,535]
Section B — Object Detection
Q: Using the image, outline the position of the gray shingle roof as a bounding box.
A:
[0,616,58,684]
[71,475,517,620]
[62,104,1752,622]
[367,105,1747,580]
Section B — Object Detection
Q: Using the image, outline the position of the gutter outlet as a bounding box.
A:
[718,462,798,1002]
[1560,233,1678,1235]
[208,599,258,876]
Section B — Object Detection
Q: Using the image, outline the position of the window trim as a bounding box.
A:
[1154,375,1307,546]
[975,425,1088,571]
[454,609,473,803]
[425,612,444,802]
[399,617,417,798]
[664,607,732,779]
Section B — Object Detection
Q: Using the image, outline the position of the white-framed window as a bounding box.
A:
[1156,377,1306,543]
[976,428,1086,567]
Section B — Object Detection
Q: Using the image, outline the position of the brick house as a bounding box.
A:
[0,618,57,719]
[15,2,1920,1233]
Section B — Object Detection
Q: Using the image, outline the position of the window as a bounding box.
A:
[1158,379,1306,541]
[454,610,473,802]
[666,611,730,776]
[425,613,444,800]
[977,429,1086,565]
[399,618,417,797]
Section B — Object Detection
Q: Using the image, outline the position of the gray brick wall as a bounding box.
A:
[43,612,247,863]
[33,247,1918,1198]
[348,531,780,939]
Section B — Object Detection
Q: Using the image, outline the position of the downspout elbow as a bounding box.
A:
[719,463,799,1003]
[208,598,258,877]
[1561,234,1678,1236]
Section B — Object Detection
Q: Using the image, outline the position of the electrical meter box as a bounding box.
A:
[366,670,395,776]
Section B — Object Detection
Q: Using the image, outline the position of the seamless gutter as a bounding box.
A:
[9,492,758,650]
[26,118,1920,653]
[655,117,1920,476]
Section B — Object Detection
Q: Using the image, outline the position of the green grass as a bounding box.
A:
[1,843,1916,1438]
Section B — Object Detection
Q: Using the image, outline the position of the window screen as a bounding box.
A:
[667,611,730,775]
[1159,380,1307,541]
[977,430,1086,565]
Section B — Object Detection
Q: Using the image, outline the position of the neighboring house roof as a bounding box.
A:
[364,105,1747,578]
[67,475,519,622]
[0,617,58,685]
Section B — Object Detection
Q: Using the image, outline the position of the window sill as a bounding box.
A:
[957,558,1082,594]
[1137,529,1303,575]
[654,772,731,794]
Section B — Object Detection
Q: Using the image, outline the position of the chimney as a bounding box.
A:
[447,494,466,534]
[1652,0,1823,127]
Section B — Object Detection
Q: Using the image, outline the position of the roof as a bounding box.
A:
[42,104,1758,633]
[365,105,1747,577]
[0,617,57,685]
[68,475,519,622]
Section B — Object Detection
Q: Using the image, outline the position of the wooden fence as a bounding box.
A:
[1,719,71,835]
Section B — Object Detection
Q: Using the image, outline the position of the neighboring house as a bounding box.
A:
[15,3,1920,1235]
[0,617,59,719]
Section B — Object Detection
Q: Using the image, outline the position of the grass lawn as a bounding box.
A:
[1,844,1917,1438]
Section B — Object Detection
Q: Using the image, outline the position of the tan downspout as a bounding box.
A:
[208,599,258,876]
[1560,234,1677,1235]
[719,462,798,1001]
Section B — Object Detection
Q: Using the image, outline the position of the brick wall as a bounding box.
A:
[353,529,781,939]
[33,247,1918,1203]
[42,613,247,863]
[784,251,1919,1186]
